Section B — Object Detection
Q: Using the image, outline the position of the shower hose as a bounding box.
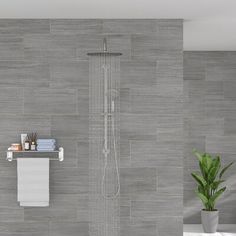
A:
[101,65,120,200]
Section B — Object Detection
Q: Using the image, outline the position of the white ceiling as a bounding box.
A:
[0,0,236,50]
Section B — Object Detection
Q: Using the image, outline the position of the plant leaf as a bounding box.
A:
[198,185,205,194]
[193,149,203,163]
[208,167,218,183]
[209,187,226,207]
[212,156,221,174]
[199,161,207,179]
[211,180,225,190]
[191,172,207,187]
[203,153,213,171]
[196,191,208,207]
[220,162,234,179]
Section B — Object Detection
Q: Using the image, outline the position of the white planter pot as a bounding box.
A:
[201,210,219,233]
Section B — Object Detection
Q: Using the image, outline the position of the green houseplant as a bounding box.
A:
[191,150,233,233]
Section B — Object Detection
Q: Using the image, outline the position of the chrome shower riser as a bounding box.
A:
[88,39,122,236]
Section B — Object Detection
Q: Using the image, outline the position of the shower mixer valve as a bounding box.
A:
[102,148,110,156]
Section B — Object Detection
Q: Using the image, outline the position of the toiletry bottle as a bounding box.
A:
[21,134,27,151]
[24,138,30,151]
[31,141,36,151]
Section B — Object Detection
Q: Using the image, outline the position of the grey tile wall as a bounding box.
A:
[184,51,236,224]
[0,19,183,235]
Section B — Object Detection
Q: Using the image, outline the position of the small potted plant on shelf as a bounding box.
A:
[191,149,233,233]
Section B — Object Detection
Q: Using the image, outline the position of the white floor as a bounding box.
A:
[184,225,236,236]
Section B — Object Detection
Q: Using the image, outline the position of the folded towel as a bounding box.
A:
[37,142,56,146]
[37,150,55,152]
[37,139,56,144]
[37,144,55,148]
[37,147,56,151]
[37,144,56,148]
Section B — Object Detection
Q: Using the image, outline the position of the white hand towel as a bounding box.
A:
[17,158,49,207]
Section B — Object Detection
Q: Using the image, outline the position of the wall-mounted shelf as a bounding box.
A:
[6,147,64,162]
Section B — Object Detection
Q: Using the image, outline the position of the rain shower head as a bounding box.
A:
[87,38,122,56]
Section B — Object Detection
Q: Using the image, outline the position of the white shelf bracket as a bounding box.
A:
[58,147,64,162]
[7,150,13,162]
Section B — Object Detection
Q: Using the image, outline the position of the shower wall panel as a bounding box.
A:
[0,19,183,236]
[184,51,236,224]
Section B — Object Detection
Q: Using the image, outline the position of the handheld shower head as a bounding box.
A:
[109,89,119,99]
[109,89,119,113]
[103,38,108,52]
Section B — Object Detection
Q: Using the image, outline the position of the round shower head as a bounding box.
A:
[87,52,122,56]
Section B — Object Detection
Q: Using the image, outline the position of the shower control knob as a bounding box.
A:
[102,148,110,155]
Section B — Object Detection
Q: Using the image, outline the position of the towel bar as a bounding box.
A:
[6,147,64,162]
